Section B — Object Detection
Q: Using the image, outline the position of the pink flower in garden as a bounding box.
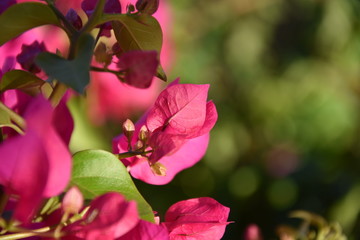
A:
[16,40,47,74]
[117,50,159,89]
[63,192,139,239]
[164,197,231,240]
[0,96,72,223]
[119,219,169,240]
[146,82,217,139]
[87,0,174,124]
[65,8,83,30]
[113,80,217,185]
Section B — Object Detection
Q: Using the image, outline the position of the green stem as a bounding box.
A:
[48,22,81,107]
[90,66,125,75]
[49,83,68,107]
[81,0,106,33]
[0,188,8,218]
[117,150,153,159]
[0,102,26,131]
[44,0,77,36]
[0,227,51,240]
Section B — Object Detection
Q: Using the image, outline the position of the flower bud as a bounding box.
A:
[65,8,83,31]
[139,125,149,142]
[135,0,159,15]
[94,42,113,67]
[150,162,167,176]
[62,186,83,214]
[134,140,144,151]
[123,119,135,139]
[16,41,46,74]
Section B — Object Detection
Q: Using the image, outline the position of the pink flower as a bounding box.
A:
[117,50,159,89]
[113,81,217,185]
[65,8,83,31]
[119,220,169,240]
[0,96,72,223]
[16,40,47,74]
[146,83,217,139]
[63,192,139,240]
[164,197,231,240]
[87,0,174,124]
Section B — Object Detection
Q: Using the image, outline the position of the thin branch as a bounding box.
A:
[0,102,26,131]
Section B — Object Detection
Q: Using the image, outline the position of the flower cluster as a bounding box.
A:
[0,0,230,239]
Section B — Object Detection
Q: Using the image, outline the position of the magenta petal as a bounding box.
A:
[165,197,231,240]
[41,127,72,197]
[146,84,209,137]
[130,134,209,185]
[118,220,169,240]
[148,130,183,163]
[23,96,72,197]
[166,222,229,240]
[117,50,159,89]
[52,99,74,145]
[69,193,139,239]
[196,101,218,137]
[0,131,48,223]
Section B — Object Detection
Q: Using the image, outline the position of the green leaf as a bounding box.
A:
[70,150,155,222]
[0,70,45,93]
[0,2,61,46]
[100,14,167,81]
[36,34,95,94]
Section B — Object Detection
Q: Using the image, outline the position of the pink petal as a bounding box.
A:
[196,101,218,137]
[117,50,159,89]
[118,220,169,240]
[148,130,184,163]
[70,193,139,239]
[24,96,72,197]
[164,197,231,240]
[146,84,209,137]
[129,134,209,185]
[0,131,48,223]
[62,186,84,214]
[52,99,74,145]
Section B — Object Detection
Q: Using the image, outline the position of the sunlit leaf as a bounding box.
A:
[0,70,44,93]
[99,14,166,81]
[0,2,61,46]
[35,34,94,94]
[70,149,155,222]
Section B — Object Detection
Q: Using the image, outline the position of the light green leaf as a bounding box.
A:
[0,70,45,93]
[35,34,95,94]
[0,2,61,46]
[70,150,155,222]
[100,14,167,81]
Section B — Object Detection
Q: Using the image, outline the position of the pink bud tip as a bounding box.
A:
[62,186,84,214]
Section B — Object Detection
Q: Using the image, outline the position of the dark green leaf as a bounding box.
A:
[70,149,155,222]
[100,14,167,81]
[0,70,45,93]
[36,34,95,94]
[0,2,61,46]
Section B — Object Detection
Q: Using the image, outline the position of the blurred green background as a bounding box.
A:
[70,0,360,239]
